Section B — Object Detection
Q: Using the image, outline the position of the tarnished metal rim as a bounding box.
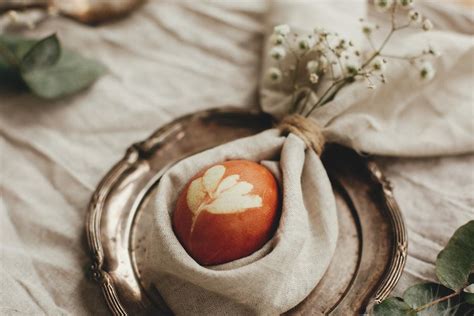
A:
[85,107,407,315]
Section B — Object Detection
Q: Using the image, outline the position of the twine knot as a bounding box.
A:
[278,114,325,155]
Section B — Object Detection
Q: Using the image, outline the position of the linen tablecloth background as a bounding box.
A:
[0,0,472,314]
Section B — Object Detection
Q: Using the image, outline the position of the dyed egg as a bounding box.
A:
[172,160,280,266]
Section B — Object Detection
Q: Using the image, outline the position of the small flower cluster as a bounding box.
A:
[266,0,438,117]
[267,25,362,87]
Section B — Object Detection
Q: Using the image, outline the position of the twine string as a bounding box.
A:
[278,114,325,155]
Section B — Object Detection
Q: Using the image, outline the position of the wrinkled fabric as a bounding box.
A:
[0,1,266,315]
[143,130,338,315]
[0,0,473,315]
[261,0,474,156]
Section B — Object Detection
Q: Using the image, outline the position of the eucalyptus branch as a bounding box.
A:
[374,221,474,315]
[414,290,461,312]
[0,42,19,67]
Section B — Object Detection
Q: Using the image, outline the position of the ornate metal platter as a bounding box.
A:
[86,107,407,315]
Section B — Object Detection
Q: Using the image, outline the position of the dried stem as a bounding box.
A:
[289,58,300,112]
[304,3,413,117]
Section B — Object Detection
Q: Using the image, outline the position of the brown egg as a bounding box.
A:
[172,160,280,266]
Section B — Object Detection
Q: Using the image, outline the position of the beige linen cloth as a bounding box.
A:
[0,0,473,315]
[144,130,338,315]
[262,0,474,156]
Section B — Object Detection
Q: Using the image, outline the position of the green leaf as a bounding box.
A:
[20,34,61,72]
[21,50,106,99]
[0,34,37,63]
[464,284,474,305]
[436,221,474,290]
[1,34,106,99]
[403,282,464,314]
[373,297,416,316]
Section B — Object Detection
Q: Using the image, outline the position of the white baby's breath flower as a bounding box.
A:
[274,24,290,36]
[297,36,314,51]
[362,22,375,35]
[314,41,325,52]
[371,57,386,73]
[422,19,433,31]
[398,0,414,9]
[267,67,283,83]
[419,61,435,81]
[428,46,441,57]
[269,34,284,45]
[306,60,319,73]
[374,0,394,12]
[309,73,319,84]
[346,63,359,76]
[270,46,286,60]
[313,27,326,35]
[408,10,421,23]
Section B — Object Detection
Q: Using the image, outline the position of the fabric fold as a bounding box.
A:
[260,0,474,156]
[143,130,338,315]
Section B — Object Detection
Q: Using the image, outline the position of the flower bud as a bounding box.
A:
[371,57,386,73]
[362,22,375,35]
[419,61,435,81]
[374,0,394,12]
[297,36,314,51]
[274,24,290,36]
[267,67,283,83]
[309,73,319,84]
[422,19,433,31]
[269,34,284,45]
[270,46,286,60]
[398,0,414,9]
[306,60,319,73]
[408,10,421,23]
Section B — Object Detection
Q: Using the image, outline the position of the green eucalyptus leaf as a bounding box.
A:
[436,221,474,290]
[1,34,106,98]
[0,36,30,88]
[0,43,18,68]
[21,34,61,71]
[0,34,37,63]
[464,284,474,304]
[403,282,463,314]
[373,297,416,316]
[21,50,106,99]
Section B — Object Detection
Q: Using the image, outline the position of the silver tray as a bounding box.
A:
[86,107,407,315]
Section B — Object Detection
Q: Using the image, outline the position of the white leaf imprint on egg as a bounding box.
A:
[186,165,263,232]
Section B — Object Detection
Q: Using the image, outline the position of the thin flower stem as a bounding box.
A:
[304,76,349,117]
[284,37,299,59]
[299,3,423,118]
[365,34,377,51]
[321,51,335,80]
[295,87,312,114]
[380,52,430,61]
[289,57,301,113]
[325,37,345,77]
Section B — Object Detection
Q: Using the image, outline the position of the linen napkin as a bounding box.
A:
[143,130,338,315]
[261,0,474,156]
